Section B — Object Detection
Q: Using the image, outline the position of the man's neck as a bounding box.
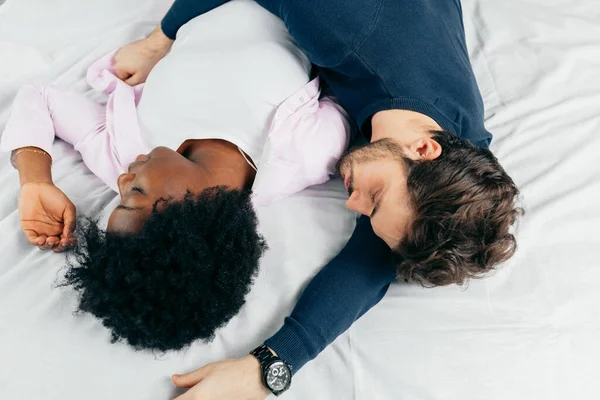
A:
[181,139,256,190]
[371,109,442,144]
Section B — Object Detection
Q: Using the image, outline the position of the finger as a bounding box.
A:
[54,237,76,252]
[62,203,77,239]
[172,366,210,388]
[115,68,133,81]
[52,239,69,253]
[46,236,60,247]
[24,230,43,246]
[125,73,142,86]
[33,234,48,247]
[38,236,60,250]
[52,245,68,253]
[38,244,54,251]
[57,235,76,250]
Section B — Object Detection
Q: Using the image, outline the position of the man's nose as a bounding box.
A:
[345,190,373,216]
[117,172,135,199]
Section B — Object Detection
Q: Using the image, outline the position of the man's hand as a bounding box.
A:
[172,355,271,400]
[19,182,76,252]
[114,26,174,86]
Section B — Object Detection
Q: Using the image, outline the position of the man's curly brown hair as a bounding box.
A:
[394,131,522,287]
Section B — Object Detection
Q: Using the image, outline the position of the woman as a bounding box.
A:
[1,0,349,352]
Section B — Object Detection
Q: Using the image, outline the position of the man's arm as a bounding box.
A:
[264,215,396,371]
[161,0,230,40]
[114,1,229,85]
[171,216,397,399]
[113,26,174,86]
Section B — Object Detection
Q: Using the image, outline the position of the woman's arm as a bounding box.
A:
[12,149,76,251]
[2,84,125,191]
[1,84,126,249]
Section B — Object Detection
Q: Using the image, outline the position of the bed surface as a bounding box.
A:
[1,0,599,399]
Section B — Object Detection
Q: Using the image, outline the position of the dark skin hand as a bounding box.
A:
[15,148,76,252]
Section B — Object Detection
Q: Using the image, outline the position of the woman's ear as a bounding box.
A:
[408,137,442,161]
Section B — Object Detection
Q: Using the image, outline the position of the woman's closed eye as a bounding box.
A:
[131,186,146,195]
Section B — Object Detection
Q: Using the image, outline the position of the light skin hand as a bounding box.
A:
[15,148,76,252]
[114,25,174,86]
[171,355,270,400]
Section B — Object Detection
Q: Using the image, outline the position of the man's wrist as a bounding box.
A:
[147,25,174,52]
[251,344,292,396]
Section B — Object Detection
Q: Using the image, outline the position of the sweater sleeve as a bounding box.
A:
[264,215,397,373]
[161,0,231,39]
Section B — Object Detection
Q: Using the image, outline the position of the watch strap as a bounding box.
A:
[250,344,292,396]
[251,344,279,366]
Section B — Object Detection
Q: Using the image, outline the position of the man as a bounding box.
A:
[114,0,521,398]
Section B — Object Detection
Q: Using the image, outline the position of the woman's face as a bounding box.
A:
[107,146,220,233]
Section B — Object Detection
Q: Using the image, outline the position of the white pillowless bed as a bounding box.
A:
[0,0,598,399]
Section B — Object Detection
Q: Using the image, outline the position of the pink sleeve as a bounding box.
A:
[1,85,58,157]
[0,84,125,192]
[282,95,351,180]
[252,94,351,206]
[310,96,352,175]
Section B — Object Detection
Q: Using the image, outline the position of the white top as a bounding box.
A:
[136,0,311,165]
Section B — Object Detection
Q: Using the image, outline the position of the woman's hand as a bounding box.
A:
[19,182,76,252]
[114,26,174,86]
[172,356,271,400]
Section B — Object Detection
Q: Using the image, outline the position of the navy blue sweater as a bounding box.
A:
[161,0,490,372]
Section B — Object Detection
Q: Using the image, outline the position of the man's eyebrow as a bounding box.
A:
[116,205,145,211]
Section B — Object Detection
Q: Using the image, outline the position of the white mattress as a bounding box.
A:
[0,1,598,399]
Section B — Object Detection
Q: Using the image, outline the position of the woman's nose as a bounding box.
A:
[117,172,135,199]
[345,190,372,216]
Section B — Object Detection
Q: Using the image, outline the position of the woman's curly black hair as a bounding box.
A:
[61,186,266,352]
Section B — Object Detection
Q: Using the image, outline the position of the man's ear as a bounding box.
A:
[408,137,442,161]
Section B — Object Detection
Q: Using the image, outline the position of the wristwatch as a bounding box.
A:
[250,344,292,396]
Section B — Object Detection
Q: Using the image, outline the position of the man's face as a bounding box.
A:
[337,139,414,249]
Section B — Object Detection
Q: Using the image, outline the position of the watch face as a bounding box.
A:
[266,361,291,392]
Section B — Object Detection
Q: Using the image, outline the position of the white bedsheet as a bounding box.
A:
[1,1,599,399]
